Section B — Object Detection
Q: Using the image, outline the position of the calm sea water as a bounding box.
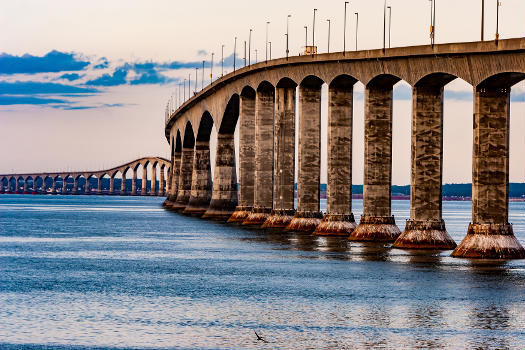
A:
[0,194,524,350]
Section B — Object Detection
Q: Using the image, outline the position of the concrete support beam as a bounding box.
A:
[85,178,90,195]
[142,166,148,195]
[394,85,456,249]
[109,177,115,195]
[131,170,137,195]
[244,85,274,225]
[315,80,357,236]
[263,84,296,228]
[350,82,401,242]
[52,179,57,194]
[286,80,323,232]
[203,133,238,219]
[229,92,256,222]
[165,152,181,209]
[453,88,525,258]
[159,167,165,196]
[183,141,212,215]
[62,178,67,195]
[23,179,28,193]
[150,166,157,196]
[72,178,78,195]
[173,147,194,210]
[97,177,102,194]
[121,173,127,195]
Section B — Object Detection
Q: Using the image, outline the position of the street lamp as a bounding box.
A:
[304,25,308,50]
[211,52,214,84]
[313,9,317,49]
[286,15,291,59]
[233,37,237,72]
[429,0,436,46]
[481,0,485,41]
[383,0,387,51]
[327,19,331,53]
[495,0,501,41]
[344,1,349,55]
[387,6,392,48]
[266,21,270,62]
[194,68,198,93]
[201,61,205,90]
[355,12,359,50]
[255,49,258,63]
[248,29,252,65]
[183,79,186,101]
[244,41,247,66]
[188,74,191,97]
[269,41,272,59]
[221,45,225,77]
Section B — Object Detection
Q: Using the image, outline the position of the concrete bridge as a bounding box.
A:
[0,157,170,196]
[163,38,525,259]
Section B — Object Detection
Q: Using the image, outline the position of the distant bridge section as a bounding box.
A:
[0,157,171,196]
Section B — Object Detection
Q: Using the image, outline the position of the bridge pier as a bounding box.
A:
[203,133,238,219]
[159,167,165,196]
[131,170,137,195]
[85,177,90,195]
[183,141,212,215]
[350,78,401,242]
[110,176,115,195]
[150,165,157,196]
[229,89,255,222]
[243,83,274,225]
[121,172,127,195]
[394,80,456,249]
[315,77,357,236]
[62,178,67,194]
[51,179,57,194]
[452,86,525,259]
[172,146,194,210]
[263,81,296,228]
[166,151,181,208]
[286,77,324,232]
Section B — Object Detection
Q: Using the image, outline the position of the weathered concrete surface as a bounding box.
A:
[230,91,256,222]
[183,141,212,216]
[172,147,194,210]
[315,78,356,236]
[132,169,138,195]
[453,87,525,258]
[120,172,127,195]
[165,152,181,208]
[150,165,157,196]
[243,84,274,225]
[203,134,238,220]
[394,83,456,249]
[286,80,322,232]
[264,83,295,228]
[350,81,401,242]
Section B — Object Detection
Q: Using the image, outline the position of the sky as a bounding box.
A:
[0,0,524,185]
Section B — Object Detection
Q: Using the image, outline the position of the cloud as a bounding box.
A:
[85,67,128,86]
[0,95,66,105]
[93,57,109,69]
[59,73,83,81]
[197,50,208,56]
[0,50,89,75]
[0,81,98,95]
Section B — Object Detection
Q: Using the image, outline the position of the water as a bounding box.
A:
[0,195,524,350]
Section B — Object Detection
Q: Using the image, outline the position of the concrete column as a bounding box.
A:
[350,83,401,242]
[263,84,296,228]
[243,86,274,225]
[121,172,127,195]
[159,167,165,196]
[150,166,157,196]
[173,147,194,210]
[85,177,90,194]
[72,178,78,194]
[315,80,357,236]
[203,134,238,219]
[62,178,67,194]
[109,176,115,195]
[23,178,28,193]
[394,85,456,249]
[131,170,137,195]
[229,91,256,222]
[52,179,57,194]
[452,87,524,259]
[97,177,102,194]
[166,152,181,209]
[286,81,323,231]
[142,166,148,195]
[183,141,212,215]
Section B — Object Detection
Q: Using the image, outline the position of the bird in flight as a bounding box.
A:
[254,330,268,343]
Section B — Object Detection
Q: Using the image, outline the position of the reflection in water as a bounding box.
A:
[0,195,523,350]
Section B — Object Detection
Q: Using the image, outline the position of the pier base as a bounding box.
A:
[202,199,236,220]
[286,211,323,232]
[451,223,525,259]
[242,207,272,225]
[349,215,401,242]
[228,206,252,223]
[262,209,295,228]
[313,213,357,236]
[393,219,456,249]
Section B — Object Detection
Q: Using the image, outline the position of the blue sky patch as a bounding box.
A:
[0,50,89,75]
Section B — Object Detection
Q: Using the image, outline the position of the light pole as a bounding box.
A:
[286,15,291,59]
[255,49,258,63]
[266,21,270,62]
[211,52,214,84]
[202,60,205,90]
[188,74,191,97]
[387,6,392,48]
[481,0,485,41]
[355,12,359,50]
[183,79,186,101]
[495,0,501,41]
[429,0,436,46]
[248,29,252,65]
[221,44,225,77]
[327,19,331,53]
[344,1,349,55]
[383,0,386,51]
[233,37,237,72]
[313,8,317,49]
[304,26,308,50]
[244,41,246,66]
[194,68,198,93]
[269,41,272,59]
